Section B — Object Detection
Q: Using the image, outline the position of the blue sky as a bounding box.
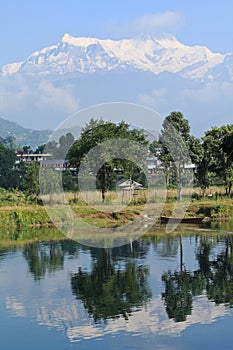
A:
[0,0,233,134]
[1,0,233,66]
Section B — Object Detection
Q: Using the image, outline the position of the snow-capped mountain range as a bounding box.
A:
[2,33,232,81]
[1,33,233,136]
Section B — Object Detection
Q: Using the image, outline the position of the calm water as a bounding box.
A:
[1,223,233,350]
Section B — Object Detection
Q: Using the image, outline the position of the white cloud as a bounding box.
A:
[35,80,79,113]
[134,12,184,33]
[0,73,232,136]
[138,88,168,110]
[5,294,229,343]
[0,75,31,112]
[183,81,233,102]
[106,11,184,38]
[0,76,79,129]
[136,80,233,136]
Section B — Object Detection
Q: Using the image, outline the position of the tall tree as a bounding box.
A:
[201,125,233,197]
[40,133,75,158]
[222,132,233,161]
[21,162,40,198]
[67,119,148,203]
[159,112,192,201]
[0,142,17,189]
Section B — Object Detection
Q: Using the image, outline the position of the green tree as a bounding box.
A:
[62,169,79,201]
[0,142,17,189]
[222,132,233,196]
[21,162,40,198]
[201,125,233,197]
[58,132,74,156]
[39,133,75,158]
[188,136,203,165]
[222,132,233,161]
[67,119,148,203]
[44,140,58,157]
[34,144,46,154]
[159,112,192,200]
[22,145,31,154]
[149,139,160,155]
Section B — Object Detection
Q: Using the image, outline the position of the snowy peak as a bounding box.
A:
[61,33,100,46]
[1,61,24,76]
[1,33,227,81]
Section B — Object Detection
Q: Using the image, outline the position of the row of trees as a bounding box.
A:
[150,112,233,198]
[0,141,41,197]
[0,132,76,198]
[61,114,233,201]
[0,112,232,200]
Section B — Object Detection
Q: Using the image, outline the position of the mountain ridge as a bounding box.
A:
[1,33,227,81]
[0,116,51,149]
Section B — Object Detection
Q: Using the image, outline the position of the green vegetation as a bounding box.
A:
[159,111,193,201]
[152,111,233,199]
[40,132,75,158]
[0,206,51,228]
[0,226,65,245]
[0,142,17,188]
[199,125,233,197]
[67,118,148,202]
[222,132,233,161]
[0,112,231,229]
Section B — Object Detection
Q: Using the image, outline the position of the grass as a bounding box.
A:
[0,185,232,246]
[0,206,53,228]
[0,187,231,230]
[0,220,232,249]
[0,226,66,247]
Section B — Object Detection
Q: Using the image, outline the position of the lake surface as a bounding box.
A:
[1,223,233,350]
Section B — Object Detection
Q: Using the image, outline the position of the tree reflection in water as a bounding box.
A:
[23,240,80,281]
[205,235,233,306]
[162,234,205,322]
[0,246,17,261]
[162,234,233,322]
[71,241,152,323]
[18,232,233,324]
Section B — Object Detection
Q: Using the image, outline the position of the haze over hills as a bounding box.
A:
[0,117,51,149]
[0,116,84,149]
[0,33,233,136]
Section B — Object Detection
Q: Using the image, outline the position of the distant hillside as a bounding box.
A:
[0,117,51,149]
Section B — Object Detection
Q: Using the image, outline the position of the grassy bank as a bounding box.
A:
[0,206,52,228]
[160,197,233,220]
[0,226,65,246]
[0,188,232,229]
[0,224,232,249]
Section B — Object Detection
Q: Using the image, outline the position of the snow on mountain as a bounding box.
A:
[1,33,226,81]
[1,61,24,76]
[209,53,233,81]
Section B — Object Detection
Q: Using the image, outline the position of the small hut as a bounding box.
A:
[118,179,146,202]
